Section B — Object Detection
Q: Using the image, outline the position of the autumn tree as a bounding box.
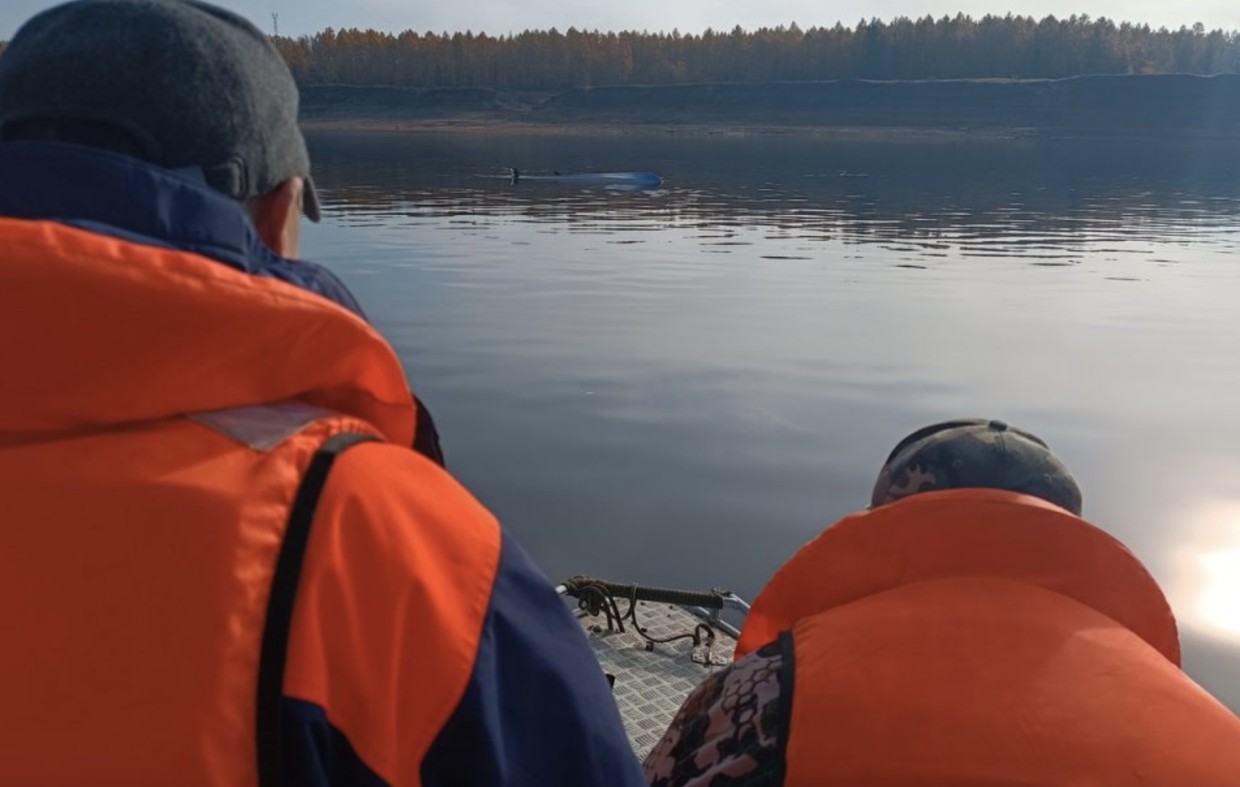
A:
[266,16,1240,90]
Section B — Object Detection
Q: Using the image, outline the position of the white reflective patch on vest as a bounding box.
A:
[189,402,340,451]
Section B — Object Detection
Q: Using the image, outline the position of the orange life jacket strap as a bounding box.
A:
[256,431,380,787]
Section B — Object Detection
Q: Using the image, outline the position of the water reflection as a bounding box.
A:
[303,130,1240,710]
[309,131,1240,265]
[1177,501,1240,642]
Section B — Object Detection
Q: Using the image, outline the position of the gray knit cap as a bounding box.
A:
[0,0,320,220]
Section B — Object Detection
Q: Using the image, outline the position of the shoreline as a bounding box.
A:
[299,118,1044,140]
[297,75,1240,140]
[299,117,1240,143]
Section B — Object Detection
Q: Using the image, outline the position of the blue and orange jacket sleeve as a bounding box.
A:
[280,442,644,786]
[420,530,646,786]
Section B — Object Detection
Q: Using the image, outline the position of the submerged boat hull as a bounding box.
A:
[513,171,663,188]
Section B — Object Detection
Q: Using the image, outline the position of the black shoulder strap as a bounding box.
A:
[256,432,379,787]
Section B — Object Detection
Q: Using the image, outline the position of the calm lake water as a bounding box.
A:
[303,130,1240,710]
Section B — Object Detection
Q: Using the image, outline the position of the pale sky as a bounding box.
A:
[2,0,1239,41]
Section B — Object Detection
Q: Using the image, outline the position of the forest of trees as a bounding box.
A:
[1,15,1236,90]
[266,15,1240,90]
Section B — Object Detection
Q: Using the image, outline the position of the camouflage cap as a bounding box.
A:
[870,418,1083,515]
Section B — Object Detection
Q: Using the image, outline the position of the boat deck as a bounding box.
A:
[576,601,736,757]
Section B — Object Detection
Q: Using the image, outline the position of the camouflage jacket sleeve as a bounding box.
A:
[643,640,787,787]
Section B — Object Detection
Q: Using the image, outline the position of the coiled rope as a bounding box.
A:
[560,575,719,651]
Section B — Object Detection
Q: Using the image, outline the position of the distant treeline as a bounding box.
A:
[267,15,1240,89]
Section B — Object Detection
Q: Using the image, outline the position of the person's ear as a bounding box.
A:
[251,177,303,259]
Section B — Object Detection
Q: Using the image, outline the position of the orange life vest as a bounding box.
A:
[0,217,501,785]
[738,489,1240,786]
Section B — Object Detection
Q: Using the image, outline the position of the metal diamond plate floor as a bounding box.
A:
[577,601,737,757]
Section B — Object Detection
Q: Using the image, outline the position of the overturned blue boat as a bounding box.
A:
[509,168,662,189]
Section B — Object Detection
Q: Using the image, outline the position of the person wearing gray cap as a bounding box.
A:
[644,419,1240,787]
[0,2,644,786]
